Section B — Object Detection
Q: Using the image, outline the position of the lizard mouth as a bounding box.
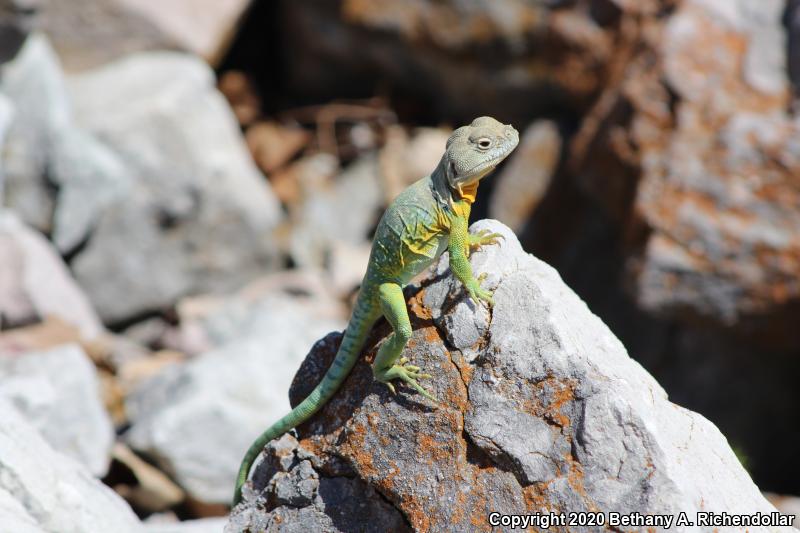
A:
[460,143,517,183]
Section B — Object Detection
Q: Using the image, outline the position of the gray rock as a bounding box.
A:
[49,126,132,253]
[0,210,103,338]
[290,154,382,269]
[0,399,142,533]
[125,285,344,504]
[0,34,65,231]
[227,437,410,533]
[0,34,133,252]
[230,220,792,532]
[65,51,282,323]
[0,343,114,476]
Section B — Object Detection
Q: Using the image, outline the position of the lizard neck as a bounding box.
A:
[431,159,479,206]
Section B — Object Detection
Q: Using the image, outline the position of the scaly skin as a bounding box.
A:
[233,116,519,505]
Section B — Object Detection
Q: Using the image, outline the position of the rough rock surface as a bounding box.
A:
[65,51,281,323]
[228,220,789,533]
[125,280,345,504]
[0,343,114,477]
[0,210,103,338]
[0,399,142,533]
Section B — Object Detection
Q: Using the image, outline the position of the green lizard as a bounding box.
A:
[233,116,519,505]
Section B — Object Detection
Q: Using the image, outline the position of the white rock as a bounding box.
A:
[0,343,114,476]
[65,51,282,323]
[0,399,142,533]
[463,220,794,530]
[125,288,344,504]
[0,35,67,231]
[0,34,135,252]
[0,210,103,339]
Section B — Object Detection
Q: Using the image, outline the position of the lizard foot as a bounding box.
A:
[468,229,504,252]
[376,357,437,402]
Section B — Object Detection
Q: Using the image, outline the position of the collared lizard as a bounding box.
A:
[233,116,519,505]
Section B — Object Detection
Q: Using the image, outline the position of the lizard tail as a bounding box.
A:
[232,287,379,506]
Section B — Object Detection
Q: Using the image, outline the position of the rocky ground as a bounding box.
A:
[1,0,800,532]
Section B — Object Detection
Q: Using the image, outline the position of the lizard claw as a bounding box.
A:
[469,230,504,251]
[467,280,495,308]
[376,358,437,402]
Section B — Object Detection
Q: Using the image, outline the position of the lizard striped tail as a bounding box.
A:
[232,288,378,506]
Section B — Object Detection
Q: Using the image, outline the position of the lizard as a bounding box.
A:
[233,116,519,506]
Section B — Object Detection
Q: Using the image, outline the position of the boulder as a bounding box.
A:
[0,399,141,533]
[229,220,790,532]
[65,51,282,324]
[0,343,114,476]
[124,277,345,504]
[0,210,103,339]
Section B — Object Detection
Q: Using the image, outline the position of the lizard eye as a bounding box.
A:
[477,138,492,150]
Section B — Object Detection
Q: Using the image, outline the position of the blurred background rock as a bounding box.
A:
[0,0,798,528]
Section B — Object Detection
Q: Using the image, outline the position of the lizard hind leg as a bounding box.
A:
[372,282,437,402]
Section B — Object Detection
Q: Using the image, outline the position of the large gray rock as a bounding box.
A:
[0,343,114,476]
[230,220,794,532]
[0,399,142,533]
[65,51,281,323]
[0,211,103,338]
[125,278,344,504]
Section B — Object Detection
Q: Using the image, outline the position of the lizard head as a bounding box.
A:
[442,116,519,196]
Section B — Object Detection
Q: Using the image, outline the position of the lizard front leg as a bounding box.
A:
[449,215,494,306]
[372,282,436,401]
